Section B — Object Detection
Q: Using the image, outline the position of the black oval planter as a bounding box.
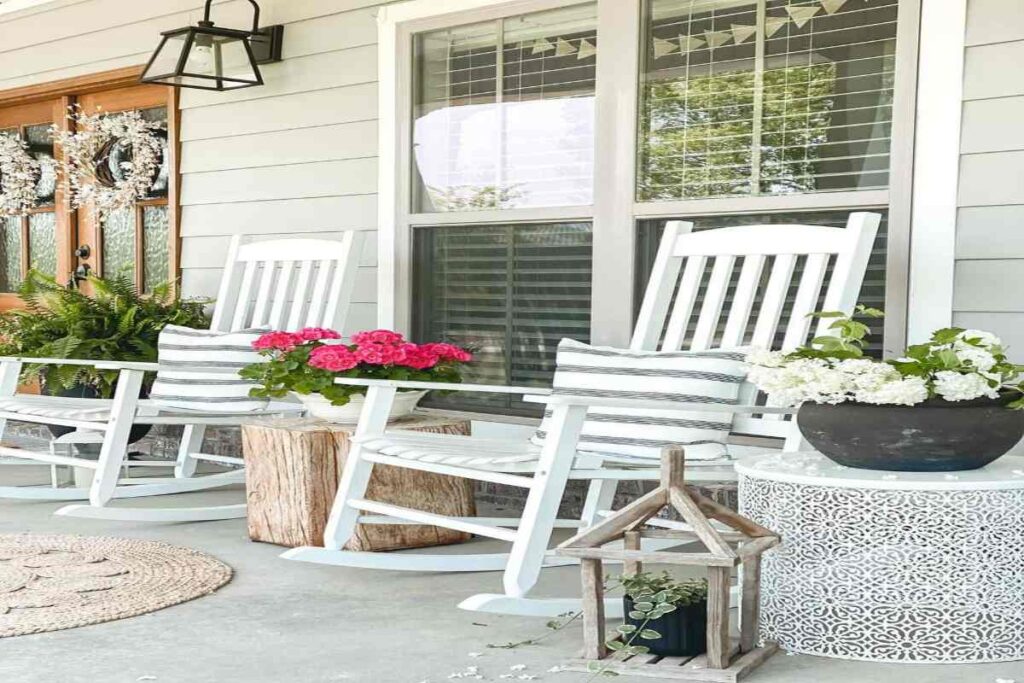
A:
[623,597,707,657]
[42,382,152,445]
[798,394,1024,472]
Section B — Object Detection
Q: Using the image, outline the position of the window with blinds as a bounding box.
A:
[413,223,593,415]
[636,211,889,356]
[412,3,598,212]
[638,0,898,201]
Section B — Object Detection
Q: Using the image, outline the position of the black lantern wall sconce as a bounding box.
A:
[140,0,284,91]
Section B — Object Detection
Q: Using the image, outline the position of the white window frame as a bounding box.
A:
[378,0,925,356]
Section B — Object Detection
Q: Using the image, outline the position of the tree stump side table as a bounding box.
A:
[738,451,1024,663]
[241,415,474,551]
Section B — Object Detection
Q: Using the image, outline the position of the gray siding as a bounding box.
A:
[957,0,1024,359]
[0,0,391,334]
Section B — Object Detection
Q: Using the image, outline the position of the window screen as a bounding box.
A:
[638,0,899,201]
[413,222,593,415]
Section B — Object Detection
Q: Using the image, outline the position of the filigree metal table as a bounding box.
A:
[737,452,1024,663]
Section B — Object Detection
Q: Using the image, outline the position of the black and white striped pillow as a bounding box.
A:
[531,339,749,462]
[150,326,270,413]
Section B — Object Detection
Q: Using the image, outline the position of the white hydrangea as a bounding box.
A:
[855,377,929,406]
[958,329,1002,348]
[747,358,853,406]
[952,343,998,372]
[836,358,903,393]
[745,348,787,368]
[933,370,999,402]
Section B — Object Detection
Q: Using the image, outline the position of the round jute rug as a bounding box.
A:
[0,533,232,638]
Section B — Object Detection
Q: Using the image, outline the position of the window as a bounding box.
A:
[639,0,898,200]
[414,222,592,414]
[384,0,917,416]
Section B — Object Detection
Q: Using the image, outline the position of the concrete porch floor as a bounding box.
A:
[0,469,1022,683]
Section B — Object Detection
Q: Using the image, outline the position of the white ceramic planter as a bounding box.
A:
[293,390,428,423]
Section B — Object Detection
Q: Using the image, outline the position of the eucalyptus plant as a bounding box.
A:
[0,271,209,397]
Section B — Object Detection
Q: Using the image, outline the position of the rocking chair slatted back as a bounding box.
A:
[210,233,365,334]
[631,213,880,440]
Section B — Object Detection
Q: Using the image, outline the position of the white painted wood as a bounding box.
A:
[782,254,829,350]
[965,0,1024,46]
[350,499,519,542]
[662,256,706,351]
[503,403,588,597]
[181,84,378,142]
[954,261,1024,312]
[721,256,765,348]
[322,385,398,550]
[691,256,736,351]
[908,0,966,343]
[333,377,552,395]
[182,197,378,237]
[181,159,377,205]
[458,593,626,619]
[251,262,277,328]
[751,255,796,349]
[0,360,24,444]
[959,151,1024,206]
[962,98,1024,155]
[57,504,248,522]
[231,260,258,331]
[631,221,688,350]
[88,369,145,506]
[957,206,1024,259]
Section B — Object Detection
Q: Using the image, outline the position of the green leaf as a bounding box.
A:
[639,630,662,640]
[633,602,654,612]
[627,611,646,620]
[606,640,625,651]
[931,327,964,345]
[616,625,637,634]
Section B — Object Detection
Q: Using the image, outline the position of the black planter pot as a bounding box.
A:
[42,382,153,445]
[623,597,707,657]
[797,394,1024,472]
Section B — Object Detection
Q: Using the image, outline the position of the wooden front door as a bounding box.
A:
[0,72,178,307]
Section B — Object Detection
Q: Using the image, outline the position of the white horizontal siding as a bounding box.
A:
[956,0,1024,350]
[0,0,392,335]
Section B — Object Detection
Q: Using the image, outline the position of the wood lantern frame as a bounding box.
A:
[556,448,780,681]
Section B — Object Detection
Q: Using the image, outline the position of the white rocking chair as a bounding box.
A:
[0,232,364,523]
[283,214,880,615]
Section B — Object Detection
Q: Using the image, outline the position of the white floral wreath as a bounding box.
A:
[53,107,164,217]
[0,132,41,217]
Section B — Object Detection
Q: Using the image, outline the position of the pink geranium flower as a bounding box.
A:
[308,345,359,372]
[351,329,405,346]
[296,327,342,342]
[253,331,303,352]
[355,343,394,365]
[400,345,440,370]
[420,342,473,363]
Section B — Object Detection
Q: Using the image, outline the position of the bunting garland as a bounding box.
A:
[648,0,862,60]
[577,39,597,61]
[554,37,578,57]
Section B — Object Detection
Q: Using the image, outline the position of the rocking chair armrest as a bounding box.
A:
[0,356,160,373]
[332,377,552,396]
[523,393,796,415]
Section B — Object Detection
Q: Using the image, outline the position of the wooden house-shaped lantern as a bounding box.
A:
[556,448,780,681]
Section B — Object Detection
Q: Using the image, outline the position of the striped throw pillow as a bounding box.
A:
[150,326,270,413]
[531,339,749,462]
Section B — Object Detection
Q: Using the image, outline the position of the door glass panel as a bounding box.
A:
[27,212,56,277]
[101,207,136,282]
[24,124,57,206]
[412,4,598,212]
[638,0,898,201]
[140,107,170,198]
[0,216,22,291]
[142,205,169,291]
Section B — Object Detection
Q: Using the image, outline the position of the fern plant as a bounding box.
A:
[0,271,210,397]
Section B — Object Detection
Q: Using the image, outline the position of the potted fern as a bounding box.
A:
[0,271,209,439]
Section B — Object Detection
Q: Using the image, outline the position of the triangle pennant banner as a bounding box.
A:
[678,35,706,54]
[703,29,731,48]
[653,36,680,59]
[577,38,597,60]
[764,16,789,37]
[554,37,578,57]
[731,23,757,44]
[530,38,555,55]
[786,5,821,28]
[820,0,847,13]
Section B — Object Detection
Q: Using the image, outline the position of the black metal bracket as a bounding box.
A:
[250,24,285,64]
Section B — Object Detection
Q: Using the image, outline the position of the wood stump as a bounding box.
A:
[241,415,475,550]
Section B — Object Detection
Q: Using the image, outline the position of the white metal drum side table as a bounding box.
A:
[737,452,1024,663]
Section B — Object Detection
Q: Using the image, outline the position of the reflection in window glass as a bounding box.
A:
[635,211,888,355]
[412,4,597,212]
[28,212,56,277]
[0,217,22,292]
[140,107,170,198]
[413,222,593,415]
[638,0,898,200]
[24,124,57,206]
